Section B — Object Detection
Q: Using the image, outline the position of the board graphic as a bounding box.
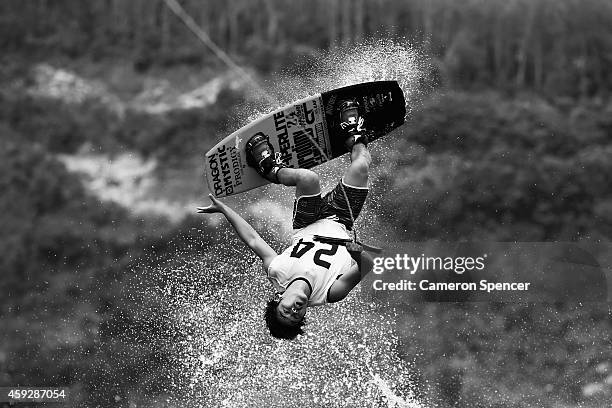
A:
[205,81,405,197]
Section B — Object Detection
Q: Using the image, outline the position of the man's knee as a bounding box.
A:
[353,145,371,172]
[344,151,370,188]
[351,158,369,180]
[296,169,320,194]
[351,144,371,165]
[298,169,319,186]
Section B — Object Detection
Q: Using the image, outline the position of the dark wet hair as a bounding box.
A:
[264,299,305,340]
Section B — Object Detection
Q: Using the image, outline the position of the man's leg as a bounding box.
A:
[342,144,371,188]
[281,168,323,230]
[316,99,370,229]
[318,144,370,230]
[277,168,320,197]
[246,133,320,197]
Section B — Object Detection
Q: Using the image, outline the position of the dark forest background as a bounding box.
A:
[3,0,612,95]
[1,0,611,407]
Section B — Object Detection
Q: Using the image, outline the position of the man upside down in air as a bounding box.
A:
[198,101,374,340]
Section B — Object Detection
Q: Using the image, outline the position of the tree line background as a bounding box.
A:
[1,0,611,407]
[2,0,612,96]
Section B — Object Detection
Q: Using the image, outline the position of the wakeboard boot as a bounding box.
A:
[339,100,368,151]
[245,132,286,184]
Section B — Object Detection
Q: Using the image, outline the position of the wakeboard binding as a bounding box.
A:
[246,132,286,184]
[339,100,368,151]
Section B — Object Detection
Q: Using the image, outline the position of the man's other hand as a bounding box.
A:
[196,194,225,214]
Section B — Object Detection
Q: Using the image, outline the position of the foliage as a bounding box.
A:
[397,302,612,407]
[0,87,240,160]
[377,91,612,241]
[0,135,216,401]
[1,1,612,404]
[3,86,609,405]
[1,0,612,95]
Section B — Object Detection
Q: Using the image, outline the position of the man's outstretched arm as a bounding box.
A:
[197,194,277,269]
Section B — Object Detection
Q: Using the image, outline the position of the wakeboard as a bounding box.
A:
[204,80,405,197]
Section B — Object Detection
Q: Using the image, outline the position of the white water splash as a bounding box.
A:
[241,38,432,122]
[121,39,433,407]
[126,236,430,407]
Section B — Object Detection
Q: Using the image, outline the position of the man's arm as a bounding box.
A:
[197,194,277,269]
[327,244,374,303]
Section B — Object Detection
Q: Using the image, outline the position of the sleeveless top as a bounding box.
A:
[267,219,355,306]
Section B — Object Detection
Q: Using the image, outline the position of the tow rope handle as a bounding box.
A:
[312,235,383,254]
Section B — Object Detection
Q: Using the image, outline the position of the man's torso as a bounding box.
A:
[267,219,354,306]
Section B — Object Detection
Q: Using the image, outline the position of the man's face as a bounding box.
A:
[276,291,308,325]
